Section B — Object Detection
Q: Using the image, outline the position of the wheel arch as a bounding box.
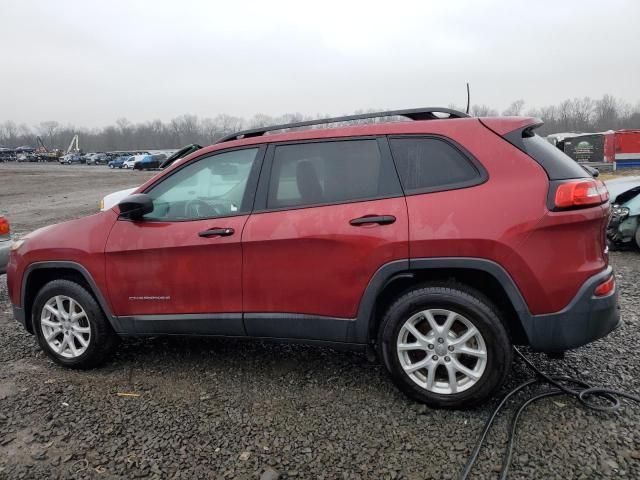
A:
[357,258,532,346]
[22,261,115,334]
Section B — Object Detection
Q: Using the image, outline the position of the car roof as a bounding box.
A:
[135,112,537,193]
[193,115,536,157]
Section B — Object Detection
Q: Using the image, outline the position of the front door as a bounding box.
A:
[242,138,409,342]
[105,146,264,335]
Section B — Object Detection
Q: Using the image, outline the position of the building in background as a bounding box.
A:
[547,129,640,169]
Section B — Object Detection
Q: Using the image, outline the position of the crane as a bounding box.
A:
[35,136,61,161]
[66,134,80,154]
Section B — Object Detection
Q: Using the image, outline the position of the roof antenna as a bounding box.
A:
[466,82,471,115]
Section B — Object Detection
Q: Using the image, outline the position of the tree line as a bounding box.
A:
[1,94,639,152]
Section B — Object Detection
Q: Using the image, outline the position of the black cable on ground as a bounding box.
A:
[458,346,640,480]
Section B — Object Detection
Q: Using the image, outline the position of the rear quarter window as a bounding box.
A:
[520,134,589,180]
[389,137,485,193]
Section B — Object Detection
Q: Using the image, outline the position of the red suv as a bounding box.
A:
[7,108,619,408]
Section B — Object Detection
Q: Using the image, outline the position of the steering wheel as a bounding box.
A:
[185,199,221,218]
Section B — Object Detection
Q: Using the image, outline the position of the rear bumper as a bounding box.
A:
[522,266,621,352]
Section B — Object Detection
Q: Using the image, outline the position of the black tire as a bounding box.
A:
[32,279,118,369]
[378,282,512,408]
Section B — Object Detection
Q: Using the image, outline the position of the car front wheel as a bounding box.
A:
[32,279,118,369]
[378,283,512,408]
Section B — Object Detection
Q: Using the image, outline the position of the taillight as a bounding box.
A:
[594,275,615,297]
[554,179,609,209]
[0,217,9,235]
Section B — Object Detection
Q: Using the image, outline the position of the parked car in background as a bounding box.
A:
[133,154,167,170]
[0,216,12,274]
[123,154,148,169]
[86,153,109,165]
[9,108,618,409]
[606,176,640,249]
[100,145,203,210]
[108,156,130,169]
[17,153,36,162]
[59,153,83,164]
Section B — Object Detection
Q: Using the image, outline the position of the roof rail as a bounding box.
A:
[217,107,469,143]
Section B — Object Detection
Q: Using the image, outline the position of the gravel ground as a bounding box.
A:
[0,163,639,479]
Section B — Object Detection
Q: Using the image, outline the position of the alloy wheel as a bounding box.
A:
[40,295,91,358]
[396,308,487,394]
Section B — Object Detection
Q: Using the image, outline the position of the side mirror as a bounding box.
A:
[118,194,153,220]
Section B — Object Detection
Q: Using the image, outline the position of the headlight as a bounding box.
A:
[617,206,630,216]
[10,239,27,251]
[611,205,630,218]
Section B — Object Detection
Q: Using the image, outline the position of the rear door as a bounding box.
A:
[242,137,408,342]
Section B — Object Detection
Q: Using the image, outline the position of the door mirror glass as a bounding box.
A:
[118,194,154,220]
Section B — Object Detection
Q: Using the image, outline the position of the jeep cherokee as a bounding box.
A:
[7,108,619,408]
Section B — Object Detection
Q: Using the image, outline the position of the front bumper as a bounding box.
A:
[522,266,621,352]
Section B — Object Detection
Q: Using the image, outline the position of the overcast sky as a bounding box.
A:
[1,0,638,127]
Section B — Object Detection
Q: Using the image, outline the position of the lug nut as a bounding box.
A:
[432,355,438,361]
[448,345,454,352]
[428,344,434,350]
[438,338,444,343]
[444,356,451,362]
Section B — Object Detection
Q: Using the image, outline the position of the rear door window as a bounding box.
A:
[267,139,401,209]
[389,137,484,193]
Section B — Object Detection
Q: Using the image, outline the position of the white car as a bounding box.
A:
[99,144,203,211]
[123,154,147,169]
[100,187,137,211]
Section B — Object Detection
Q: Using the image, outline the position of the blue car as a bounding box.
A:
[108,156,130,169]
[132,153,167,170]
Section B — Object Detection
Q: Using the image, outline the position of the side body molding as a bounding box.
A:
[21,258,534,348]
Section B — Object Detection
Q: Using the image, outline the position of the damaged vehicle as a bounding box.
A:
[606,176,640,249]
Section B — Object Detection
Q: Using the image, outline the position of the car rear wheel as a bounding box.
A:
[378,283,512,408]
[32,279,118,369]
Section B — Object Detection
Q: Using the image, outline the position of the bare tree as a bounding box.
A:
[594,94,619,130]
[0,121,18,145]
[502,100,525,116]
[570,97,594,131]
[38,121,60,148]
[471,104,498,117]
[1,95,639,151]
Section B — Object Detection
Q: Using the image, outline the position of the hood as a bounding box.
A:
[605,176,640,203]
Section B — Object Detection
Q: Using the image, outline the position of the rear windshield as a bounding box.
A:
[521,134,589,180]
